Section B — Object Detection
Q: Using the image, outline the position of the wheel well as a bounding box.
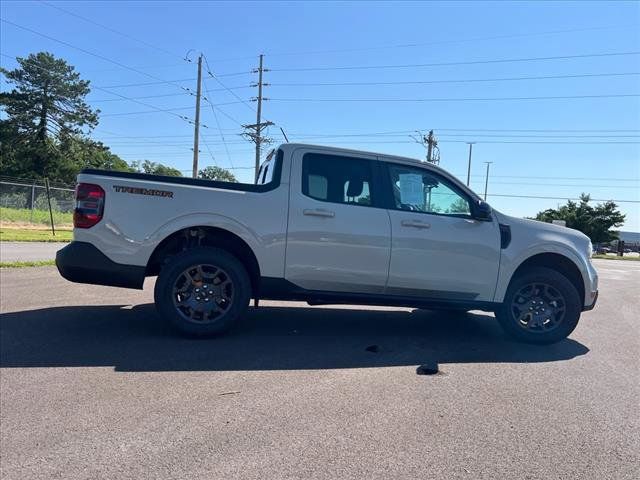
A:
[146,226,261,295]
[511,253,585,304]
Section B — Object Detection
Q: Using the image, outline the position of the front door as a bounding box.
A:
[285,148,391,294]
[383,162,501,302]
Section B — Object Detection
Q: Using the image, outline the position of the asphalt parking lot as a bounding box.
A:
[1,259,638,480]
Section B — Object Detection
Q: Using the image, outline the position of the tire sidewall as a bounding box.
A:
[497,267,582,344]
[154,247,251,336]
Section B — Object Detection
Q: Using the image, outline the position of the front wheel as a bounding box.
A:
[495,267,582,344]
[154,247,251,336]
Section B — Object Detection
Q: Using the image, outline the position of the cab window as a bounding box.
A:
[302,153,375,207]
[386,163,471,216]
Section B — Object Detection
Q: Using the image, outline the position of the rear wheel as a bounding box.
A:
[154,247,251,336]
[495,267,581,344]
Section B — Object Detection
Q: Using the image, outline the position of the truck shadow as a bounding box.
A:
[0,303,589,372]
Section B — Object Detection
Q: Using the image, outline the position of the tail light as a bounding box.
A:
[74,183,105,228]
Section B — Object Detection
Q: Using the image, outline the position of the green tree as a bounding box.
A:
[56,136,132,183]
[1,52,99,178]
[198,165,237,182]
[535,193,625,243]
[131,160,182,177]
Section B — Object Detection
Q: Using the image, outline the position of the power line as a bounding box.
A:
[437,133,640,138]
[268,72,640,87]
[0,18,195,93]
[201,96,245,127]
[101,106,195,117]
[38,1,183,59]
[199,136,218,168]
[465,174,639,182]
[285,128,640,137]
[264,24,637,57]
[472,181,640,189]
[269,93,640,103]
[486,194,640,203]
[435,128,640,133]
[2,53,196,124]
[203,55,256,113]
[291,132,639,139]
[273,139,640,145]
[202,76,235,169]
[90,92,193,102]
[268,51,640,73]
[96,78,197,88]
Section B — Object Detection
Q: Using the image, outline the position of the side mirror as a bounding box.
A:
[473,200,493,221]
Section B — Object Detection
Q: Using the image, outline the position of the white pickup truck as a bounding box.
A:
[56,143,598,344]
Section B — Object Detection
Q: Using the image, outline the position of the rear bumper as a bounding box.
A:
[582,290,598,311]
[56,241,145,289]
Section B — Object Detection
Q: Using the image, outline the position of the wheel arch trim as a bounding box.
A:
[494,244,588,305]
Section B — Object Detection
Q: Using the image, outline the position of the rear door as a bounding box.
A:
[285,148,391,293]
[383,161,501,302]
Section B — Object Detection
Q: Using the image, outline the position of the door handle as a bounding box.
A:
[401,219,431,229]
[303,208,335,218]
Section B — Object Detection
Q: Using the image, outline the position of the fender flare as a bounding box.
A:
[494,243,588,303]
[137,212,264,269]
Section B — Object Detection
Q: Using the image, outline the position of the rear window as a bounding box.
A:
[302,152,375,207]
[256,149,282,185]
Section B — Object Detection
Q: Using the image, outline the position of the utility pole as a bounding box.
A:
[410,129,439,165]
[483,161,493,200]
[191,54,202,178]
[425,130,439,164]
[466,142,475,186]
[244,54,273,182]
[254,54,264,181]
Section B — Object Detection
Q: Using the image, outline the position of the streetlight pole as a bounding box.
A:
[483,161,493,200]
[466,142,475,186]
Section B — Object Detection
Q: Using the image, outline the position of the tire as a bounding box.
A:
[154,247,251,337]
[495,266,581,344]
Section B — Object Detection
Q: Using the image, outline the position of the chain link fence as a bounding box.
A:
[0,177,75,230]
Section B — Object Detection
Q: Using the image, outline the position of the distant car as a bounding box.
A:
[595,245,611,254]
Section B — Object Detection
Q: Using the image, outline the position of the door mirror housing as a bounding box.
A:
[473,200,493,221]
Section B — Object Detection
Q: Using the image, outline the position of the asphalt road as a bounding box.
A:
[0,242,66,262]
[1,260,638,480]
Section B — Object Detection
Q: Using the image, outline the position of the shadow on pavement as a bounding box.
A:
[0,304,589,372]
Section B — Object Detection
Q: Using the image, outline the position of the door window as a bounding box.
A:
[302,153,375,207]
[387,163,471,216]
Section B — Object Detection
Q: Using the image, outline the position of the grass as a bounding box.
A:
[592,254,639,261]
[0,206,73,227]
[0,228,72,242]
[0,260,56,268]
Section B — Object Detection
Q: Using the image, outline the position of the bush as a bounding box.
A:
[0,192,29,209]
[33,194,60,212]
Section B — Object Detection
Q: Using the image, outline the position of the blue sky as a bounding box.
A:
[2,1,639,230]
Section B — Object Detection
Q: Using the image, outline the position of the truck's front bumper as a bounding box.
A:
[56,241,145,289]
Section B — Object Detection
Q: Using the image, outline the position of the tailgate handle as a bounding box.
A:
[303,208,335,218]
[401,219,431,229]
